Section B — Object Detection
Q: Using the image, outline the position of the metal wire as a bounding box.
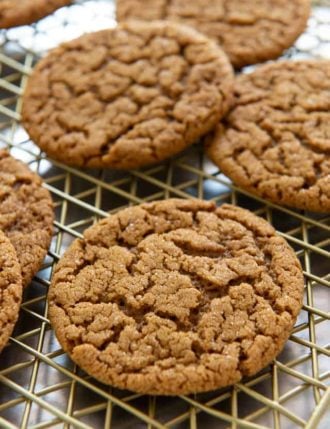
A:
[0,1,329,428]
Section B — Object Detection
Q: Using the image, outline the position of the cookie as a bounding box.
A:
[0,229,23,354]
[206,60,330,213]
[22,21,234,169]
[0,0,71,29]
[116,0,310,69]
[48,199,304,395]
[0,150,54,286]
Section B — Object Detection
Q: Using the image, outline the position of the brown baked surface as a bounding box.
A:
[22,21,234,169]
[48,199,304,395]
[0,229,22,354]
[0,150,54,286]
[206,60,330,213]
[0,0,71,29]
[116,0,310,69]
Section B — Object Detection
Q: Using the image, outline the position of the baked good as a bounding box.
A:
[0,150,54,286]
[0,229,22,354]
[116,0,310,69]
[0,0,71,29]
[22,21,234,169]
[206,60,330,213]
[48,199,304,395]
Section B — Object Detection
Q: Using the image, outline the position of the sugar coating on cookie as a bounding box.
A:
[49,199,304,395]
[0,230,22,354]
[22,21,234,169]
[207,60,330,213]
[116,0,310,69]
[0,0,71,29]
[0,150,54,286]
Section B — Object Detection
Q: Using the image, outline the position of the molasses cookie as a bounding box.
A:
[0,0,71,29]
[0,150,54,286]
[207,60,330,213]
[0,230,22,354]
[49,199,304,395]
[22,21,234,169]
[116,0,310,69]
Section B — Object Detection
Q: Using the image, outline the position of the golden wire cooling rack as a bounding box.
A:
[0,1,329,428]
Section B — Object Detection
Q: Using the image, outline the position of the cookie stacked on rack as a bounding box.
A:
[0,150,54,353]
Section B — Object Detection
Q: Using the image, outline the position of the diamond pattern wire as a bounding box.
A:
[0,1,329,428]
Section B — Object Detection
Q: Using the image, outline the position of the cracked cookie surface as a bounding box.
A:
[116,0,310,69]
[48,199,304,395]
[207,61,330,213]
[22,21,234,169]
[0,230,22,354]
[0,0,71,28]
[0,150,54,286]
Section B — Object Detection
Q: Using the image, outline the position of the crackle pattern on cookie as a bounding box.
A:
[22,21,234,169]
[207,61,330,213]
[0,230,22,354]
[0,150,54,286]
[116,0,310,68]
[49,199,304,395]
[0,0,71,29]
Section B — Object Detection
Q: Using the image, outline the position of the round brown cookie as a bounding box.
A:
[0,0,71,29]
[22,21,234,170]
[0,150,54,286]
[206,60,330,213]
[116,0,310,69]
[0,229,23,354]
[48,199,304,395]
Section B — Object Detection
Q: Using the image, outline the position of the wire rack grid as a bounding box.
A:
[0,1,329,428]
